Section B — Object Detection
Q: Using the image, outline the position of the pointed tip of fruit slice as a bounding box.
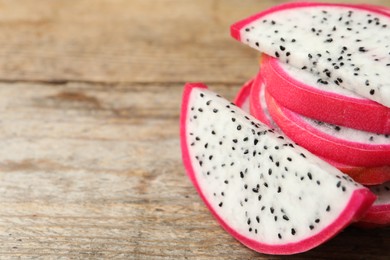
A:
[181,82,376,255]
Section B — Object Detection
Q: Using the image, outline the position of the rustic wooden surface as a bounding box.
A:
[0,0,389,258]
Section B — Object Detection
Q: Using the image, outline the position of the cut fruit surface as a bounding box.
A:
[261,55,390,134]
[231,2,390,108]
[181,83,375,255]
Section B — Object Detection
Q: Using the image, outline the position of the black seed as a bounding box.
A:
[275,162,280,167]
[337,181,341,188]
[317,180,321,185]
[286,52,291,56]
[240,172,244,178]
[280,45,286,51]
[249,228,252,232]
[300,153,306,158]
[291,228,296,235]
[200,93,204,97]
[277,186,282,193]
[252,187,259,193]
[275,51,280,58]
[326,205,331,212]
[370,89,375,95]
[224,180,229,184]
[245,28,250,32]
[247,218,251,225]
[237,125,242,130]
[232,139,238,143]
[221,192,224,196]
[211,130,216,135]
[213,108,218,113]
[315,219,320,223]
[209,155,213,160]
[264,182,268,188]
[269,155,273,162]
[359,47,367,53]
[287,157,292,162]
[268,169,272,175]
[335,126,341,131]
[307,172,312,180]
[243,150,249,155]
[283,215,289,221]
[308,54,313,59]
[325,38,333,43]
[342,186,346,192]
[244,184,248,189]
[270,207,274,214]
[274,216,278,221]
[301,66,307,70]
[219,202,223,207]
[256,216,260,223]
[278,233,282,239]
[232,118,236,122]
[258,195,262,201]
[309,225,314,230]
[261,206,265,211]
[365,80,370,86]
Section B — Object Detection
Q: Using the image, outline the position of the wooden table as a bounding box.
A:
[0,0,389,258]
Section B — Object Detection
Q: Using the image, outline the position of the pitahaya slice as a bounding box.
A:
[231,2,390,108]
[358,182,390,227]
[233,78,253,113]
[249,70,276,128]
[265,89,390,167]
[238,75,390,185]
[261,55,390,134]
[181,83,375,255]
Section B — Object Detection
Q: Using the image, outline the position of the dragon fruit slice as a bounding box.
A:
[358,182,390,228]
[233,78,253,113]
[249,70,276,128]
[261,55,390,134]
[265,89,390,167]
[241,75,390,185]
[181,83,375,255]
[231,2,390,108]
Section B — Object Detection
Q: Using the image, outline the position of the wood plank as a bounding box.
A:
[0,0,387,83]
[0,82,389,258]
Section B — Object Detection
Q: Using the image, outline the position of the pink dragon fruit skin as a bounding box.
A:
[261,55,390,134]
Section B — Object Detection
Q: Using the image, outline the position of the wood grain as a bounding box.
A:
[0,0,389,259]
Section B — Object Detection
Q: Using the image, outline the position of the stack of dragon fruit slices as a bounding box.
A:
[181,2,390,255]
[233,2,390,229]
